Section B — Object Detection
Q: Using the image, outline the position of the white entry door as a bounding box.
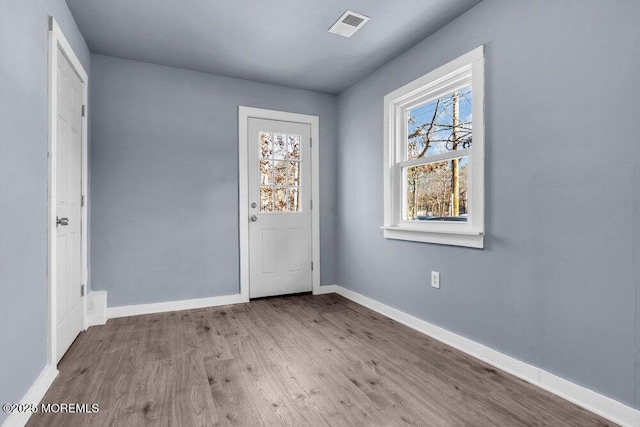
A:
[55,46,83,362]
[248,118,312,298]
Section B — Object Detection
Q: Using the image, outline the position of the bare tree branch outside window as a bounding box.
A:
[406,87,472,220]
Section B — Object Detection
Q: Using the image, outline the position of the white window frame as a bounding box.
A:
[382,46,485,248]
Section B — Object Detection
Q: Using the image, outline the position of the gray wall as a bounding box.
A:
[0,0,89,423]
[90,55,338,307]
[336,0,640,409]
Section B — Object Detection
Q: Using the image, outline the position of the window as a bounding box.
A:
[259,132,302,213]
[383,47,485,248]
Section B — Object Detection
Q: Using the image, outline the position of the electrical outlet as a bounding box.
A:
[431,271,440,289]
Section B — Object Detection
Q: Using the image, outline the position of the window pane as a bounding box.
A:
[273,134,287,159]
[260,160,272,185]
[287,135,300,160]
[288,161,300,186]
[260,132,273,158]
[405,156,468,221]
[288,188,301,212]
[274,161,286,185]
[274,187,287,212]
[260,187,273,212]
[407,86,472,160]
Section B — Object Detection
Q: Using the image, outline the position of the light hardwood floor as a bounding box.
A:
[28,294,614,426]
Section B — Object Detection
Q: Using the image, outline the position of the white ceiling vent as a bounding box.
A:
[328,10,370,38]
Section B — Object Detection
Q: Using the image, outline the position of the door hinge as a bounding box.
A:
[81,284,85,297]
[311,261,314,271]
[81,195,85,207]
[82,105,86,117]
[310,200,313,210]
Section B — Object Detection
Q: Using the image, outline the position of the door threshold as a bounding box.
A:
[249,291,312,301]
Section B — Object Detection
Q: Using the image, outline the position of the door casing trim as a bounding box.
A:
[238,106,321,300]
[47,16,89,367]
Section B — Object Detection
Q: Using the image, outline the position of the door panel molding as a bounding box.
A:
[48,16,89,367]
[239,107,320,300]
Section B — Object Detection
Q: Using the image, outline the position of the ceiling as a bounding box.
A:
[65,0,482,94]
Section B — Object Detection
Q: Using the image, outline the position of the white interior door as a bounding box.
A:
[55,46,83,362]
[248,118,312,298]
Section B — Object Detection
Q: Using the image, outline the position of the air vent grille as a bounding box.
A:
[342,15,365,27]
[328,10,369,38]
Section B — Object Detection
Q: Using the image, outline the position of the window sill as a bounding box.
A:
[381,226,484,248]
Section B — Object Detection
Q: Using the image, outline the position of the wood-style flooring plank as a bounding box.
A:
[27,294,616,426]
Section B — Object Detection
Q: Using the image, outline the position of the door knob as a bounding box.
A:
[250,215,258,222]
[251,202,257,208]
[56,217,69,226]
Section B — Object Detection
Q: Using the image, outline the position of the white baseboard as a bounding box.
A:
[107,293,248,319]
[86,291,107,327]
[333,285,640,427]
[314,284,337,295]
[2,365,58,427]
